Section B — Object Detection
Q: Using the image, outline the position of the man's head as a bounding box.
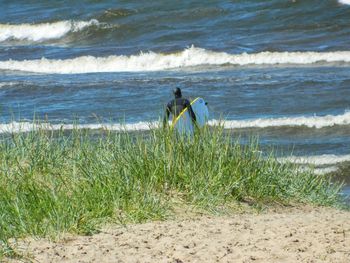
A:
[173,87,182,98]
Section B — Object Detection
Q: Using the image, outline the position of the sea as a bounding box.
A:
[0,0,349,200]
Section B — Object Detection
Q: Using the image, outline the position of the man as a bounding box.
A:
[163,88,196,127]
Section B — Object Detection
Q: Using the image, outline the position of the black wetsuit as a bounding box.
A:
[164,97,196,125]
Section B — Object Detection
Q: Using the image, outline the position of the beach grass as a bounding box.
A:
[0,123,343,257]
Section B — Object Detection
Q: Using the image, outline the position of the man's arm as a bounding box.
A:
[186,100,196,123]
[163,103,171,127]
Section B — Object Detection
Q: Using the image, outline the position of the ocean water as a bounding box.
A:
[0,0,349,198]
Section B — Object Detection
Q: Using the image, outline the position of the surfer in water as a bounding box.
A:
[163,87,196,127]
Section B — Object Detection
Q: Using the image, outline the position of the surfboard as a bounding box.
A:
[171,97,209,135]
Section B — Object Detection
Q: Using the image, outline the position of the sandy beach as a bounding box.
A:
[2,1,350,263]
[7,206,350,263]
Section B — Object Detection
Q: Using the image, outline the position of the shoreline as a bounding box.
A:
[6,205,350,263]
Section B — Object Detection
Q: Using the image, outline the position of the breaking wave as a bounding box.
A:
[0,19,100,42]
[0,121,159,134]
[338,0,350,5]
[1,111,350,134]
[292,165,340,175]
[2,46,350,74]
[0,82,17,88]
[278,154,350,166]
[211,111,350,129]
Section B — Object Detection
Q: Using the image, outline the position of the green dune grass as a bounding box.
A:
[0,124,343,257]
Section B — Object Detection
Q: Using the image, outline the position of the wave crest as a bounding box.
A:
[211,111,350,129]
[278,154,350,166]
[0,82,17,88]
[338,0,350,5]
[0,121,158,134]
[1,111,349,134]
[1,47,350,74]
[0,19,100,42]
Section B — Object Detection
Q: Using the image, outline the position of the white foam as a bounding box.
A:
[0,19,100,42]
[1,46,350,74]
[293,166,339,175]
[1,111,350,134]
[313,166,339,175]
[209,111,350,129]
[0,121,159,134]
[0,82,17,88]
[338,0,350,5]
[278,154,350,166]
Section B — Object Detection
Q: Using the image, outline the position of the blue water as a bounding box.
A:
[0,0,350,193]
